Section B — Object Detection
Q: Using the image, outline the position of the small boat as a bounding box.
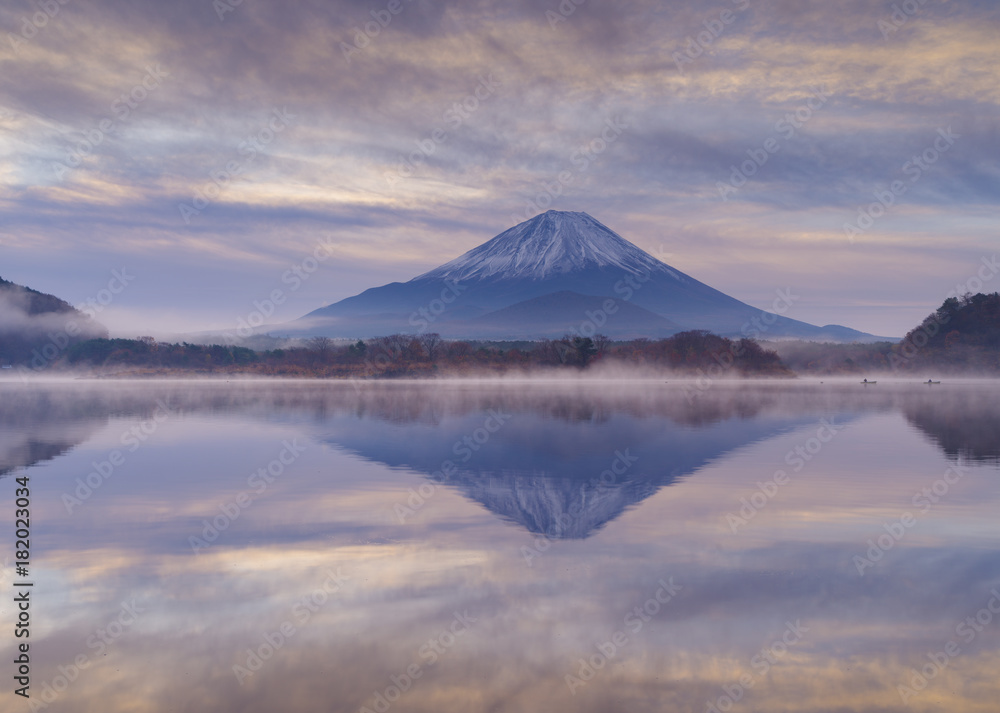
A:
[925,380,941,384]
[861,379,876,384]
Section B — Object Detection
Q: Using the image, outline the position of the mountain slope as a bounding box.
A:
[463,290,682,339]
[284,211,877,341]
[417,210,676,282]
[0,277,107,366]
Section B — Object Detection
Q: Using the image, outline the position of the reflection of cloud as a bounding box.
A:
[6,380,1000,711]
[23,538,1000,713]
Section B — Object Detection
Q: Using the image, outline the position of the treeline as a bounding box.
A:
[770,341,896,375]
[63,338,258,370]
[774,292,1000,375]
[54,330,791,377]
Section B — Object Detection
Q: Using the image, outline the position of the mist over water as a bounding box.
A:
[1,378,998,712]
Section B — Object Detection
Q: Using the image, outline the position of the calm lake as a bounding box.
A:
[2,378,999,712]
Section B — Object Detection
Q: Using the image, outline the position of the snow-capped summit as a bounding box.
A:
[286,210,879,342]
[414,210,681,283]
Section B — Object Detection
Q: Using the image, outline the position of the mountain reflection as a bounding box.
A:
[0,380,840,536]
[2,377,998,500]
[901,387,1000,463]
[316,408,818,538]
[3,379,1000,713]
[0,387,107,477]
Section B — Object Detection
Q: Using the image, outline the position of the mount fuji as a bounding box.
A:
[284,211,876,341]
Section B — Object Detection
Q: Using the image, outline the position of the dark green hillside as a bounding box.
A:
[891,292,1000,371]
[0,277,107,366]
[774,293,1000,375]
[1,276,78,316]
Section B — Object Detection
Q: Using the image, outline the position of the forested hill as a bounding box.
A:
[1,276,77,315]
[0,277,107,366]
[774,292,1000,374]
[903,292,1000,353]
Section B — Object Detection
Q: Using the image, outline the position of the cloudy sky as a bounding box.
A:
[1,0,998,338]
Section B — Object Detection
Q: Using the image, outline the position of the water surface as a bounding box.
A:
[1,378,998,712]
